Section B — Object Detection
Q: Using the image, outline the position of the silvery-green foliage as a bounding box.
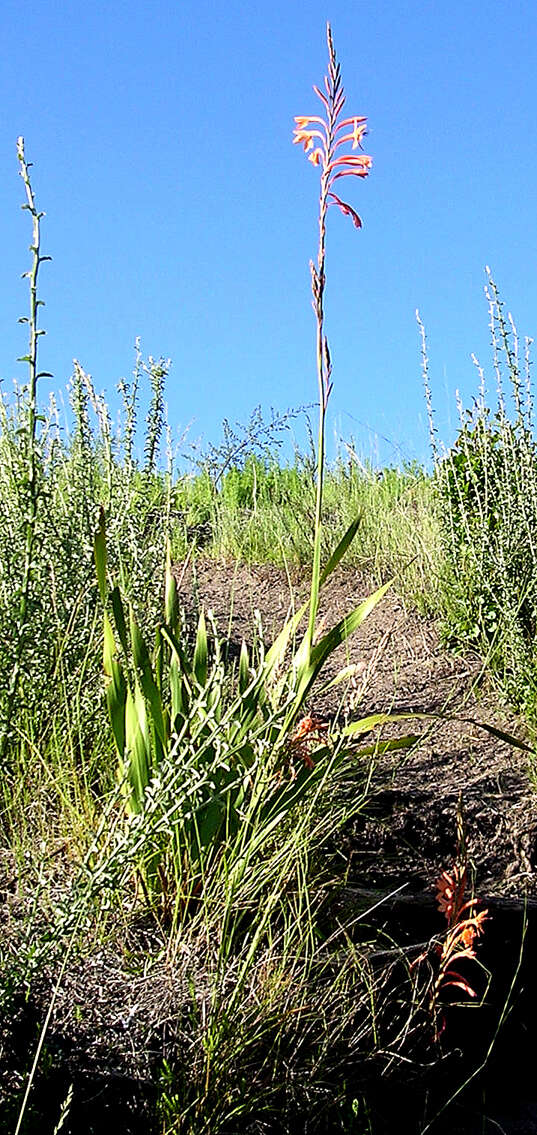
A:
[0,362,172,753]
[427,274,537,708]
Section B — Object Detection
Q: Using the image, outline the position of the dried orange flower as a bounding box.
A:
[431,860,489,1012]
[412,851,489,1037]
[436,907,488,1000]
[288,714,329,770]
[436,862,468,926]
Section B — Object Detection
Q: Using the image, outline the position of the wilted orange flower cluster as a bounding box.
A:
[412,856,489,1033]
[288,714,329,771]
[434,861,488,1005]
[436,905,488,999]
[436,862,469,925]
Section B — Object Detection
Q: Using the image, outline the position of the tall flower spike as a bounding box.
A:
[293,24,371,664]
[292,27,371,229]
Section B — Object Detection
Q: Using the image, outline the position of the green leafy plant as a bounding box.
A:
[421,273,537,709]
[0,138,51,766]
[292,22,372,659]
[94,507,415,901]
[94,25,419,907]
[0,143,182,774]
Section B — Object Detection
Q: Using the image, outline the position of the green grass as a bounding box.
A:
[171,452,443,616]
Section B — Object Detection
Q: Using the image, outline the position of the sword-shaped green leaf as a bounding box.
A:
[162,624,193,723]
[264,600,308,677]
[318,515,361,586]
[239,639,250,694]
[125,684,150,813]
[110,586,129,657]
[343,710,428,737]
[294,580,392,707]
[103,612,126,758]
[164,548,178,628]
[129,608,167,753]
[94,507,108,604]
[193,609,208,687]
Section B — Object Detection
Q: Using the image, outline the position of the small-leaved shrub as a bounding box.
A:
[423,272,537,711]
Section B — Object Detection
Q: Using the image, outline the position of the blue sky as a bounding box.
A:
[1,0,536,467]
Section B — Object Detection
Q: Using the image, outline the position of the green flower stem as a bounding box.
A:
[0,139,51,767]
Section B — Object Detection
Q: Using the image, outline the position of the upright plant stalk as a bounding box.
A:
[145,354,170,473]
[293,24,372,659]
[0,139,51,764]
[118,337,142,472]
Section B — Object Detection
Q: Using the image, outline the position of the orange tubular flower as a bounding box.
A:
[336,129,368,150]
[293,131,314,151]
[329,154,372,176]
[293,127,326,151]
[294,115,326,128]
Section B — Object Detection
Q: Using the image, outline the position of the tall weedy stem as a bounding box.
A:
[294,24,371,660]
[0,139,51,766]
